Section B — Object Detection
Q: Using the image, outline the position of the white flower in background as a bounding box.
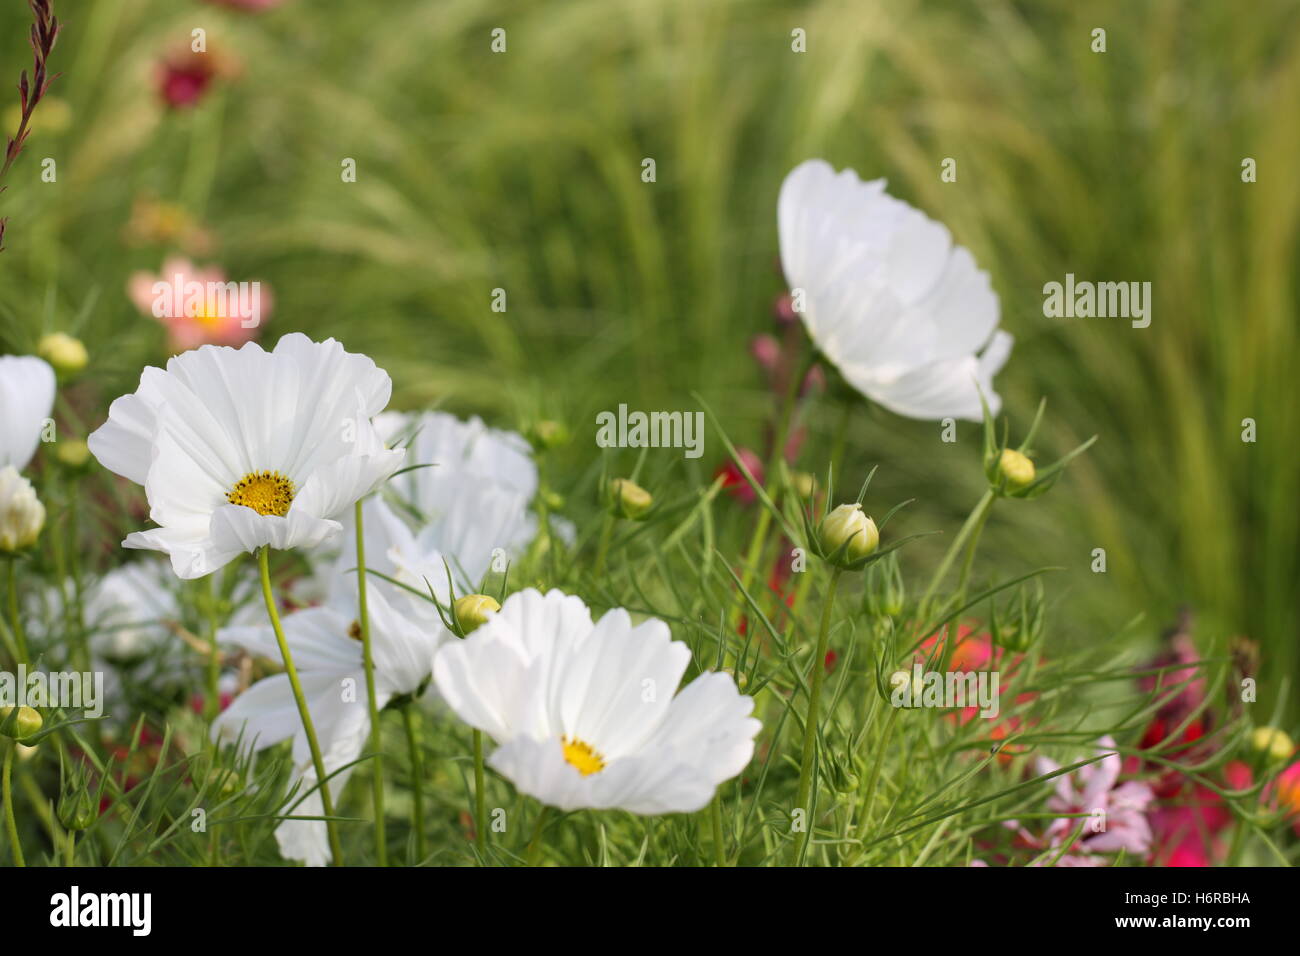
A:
[213,581,443,867]
[311,411,539,604]
[433,589,760,814]
[86,334,405,579]
[778,159,1013,421]
[377,410,536,504]
[84,561,182,662]
[0,355,56,470]
[0,466,45,552]
[378,411,537,589]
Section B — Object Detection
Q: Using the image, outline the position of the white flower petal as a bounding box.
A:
[777,159,1011,421]
[440,588,761,816]
[0,356,56,471]
[89,334,399,578]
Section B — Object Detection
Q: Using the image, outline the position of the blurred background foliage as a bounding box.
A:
[0,0,1296,714]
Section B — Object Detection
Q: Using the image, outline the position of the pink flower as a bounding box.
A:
[1150,761,1252,866]
[128,257,271,353]
[772,292,798,326]
[750,334,781,374]
[1033,736,1155,865]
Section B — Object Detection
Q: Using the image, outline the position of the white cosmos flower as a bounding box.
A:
[433,589,760,814]
[778,159,1013,421]
[84,560,182,662]
[213,581,442,866]
[0,355,56,470]
[312,411,539,602]
[87,333,405,579]
[377,410,537,503]
[0,466,45,552]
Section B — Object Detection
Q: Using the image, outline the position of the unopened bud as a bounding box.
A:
[818,503,878,566]
[609,478,653,520]
[998,449,1035,490]
[1250,727,1295,763]
[38,332,88,376]
[529,420,570,451]
[0,705,42,741]
[864,551,905,617]
[453,594,500,635]
[56,438,92,470]
[57,787,97,832]
[791,471,818,500]
[0,466,45,552]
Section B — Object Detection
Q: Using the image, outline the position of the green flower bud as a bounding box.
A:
[0,705,42,741]
[453,594,500,635]
[886,667,925,710]
[529,420,570,451]
[825,751,860,794]
[1250,727,1294,763]
[997,448,1035,490]
[55,438,92,470]
[57,786,97,832]
[38,331,88,376]
[206,766,242,798]
[863,551,905,617]
[990,579,1046,653]
[791,471,818,500]
[609,478,653,520]
[818,503,879,567]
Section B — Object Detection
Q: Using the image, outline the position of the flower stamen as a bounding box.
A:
[561,736,605,777]
[228,470,295,517]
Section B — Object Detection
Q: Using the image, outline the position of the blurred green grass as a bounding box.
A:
[1,0,1296,711]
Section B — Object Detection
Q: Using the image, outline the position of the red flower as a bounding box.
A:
[716,447,765,505]
[158,52,217,108]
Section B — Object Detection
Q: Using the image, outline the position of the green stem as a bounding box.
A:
[524,804,550,866]
[854,705,899,849]
[791,568,842,865]
[203,575,221,723]
[710,793,726,866]
[729,350,811,636]
[3,743,22,867]
[1224,815,1246,866]
[400,703,426,864]
[354,501,387,866]
[8,560,28,665]
[953,494,994,610]
[66,484,90,672]
[66,829,76,867]
[472,729,487,855]
[918,489,995,621]
[256,547,344,866]
[593,514,614,578]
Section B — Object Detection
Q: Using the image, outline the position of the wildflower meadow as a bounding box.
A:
[0,0,1296,916]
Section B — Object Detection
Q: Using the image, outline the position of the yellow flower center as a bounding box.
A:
[227,471,295,517]
[561,736,605,777]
